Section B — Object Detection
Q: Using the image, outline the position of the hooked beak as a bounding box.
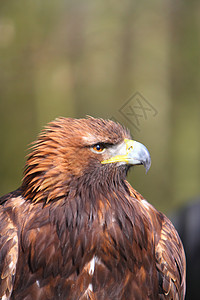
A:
[101,138,151,173]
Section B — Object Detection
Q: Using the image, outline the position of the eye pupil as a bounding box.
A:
[92,143,105,153]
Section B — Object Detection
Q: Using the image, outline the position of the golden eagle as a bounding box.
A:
[0,117,186,299]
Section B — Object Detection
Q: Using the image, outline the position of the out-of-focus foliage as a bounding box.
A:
[0,0,200,215]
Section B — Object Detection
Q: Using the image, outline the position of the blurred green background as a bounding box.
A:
[0,0,199,214]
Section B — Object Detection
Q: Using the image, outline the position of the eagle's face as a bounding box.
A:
[22,117,151,203]
[52,117,151,173]
[88,139,150,170]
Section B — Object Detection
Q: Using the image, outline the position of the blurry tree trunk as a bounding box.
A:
[169,0,200,210]
[114,2,136,101]
[65,3,87,117]
[0,46,37,194]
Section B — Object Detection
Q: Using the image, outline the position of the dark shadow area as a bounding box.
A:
[171,197,200,300]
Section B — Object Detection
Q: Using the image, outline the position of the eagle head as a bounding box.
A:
[22,117,151,204]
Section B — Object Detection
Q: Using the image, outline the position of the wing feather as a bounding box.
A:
[155,214,186,299]
[128,183,186,299]
[0,207,18,299]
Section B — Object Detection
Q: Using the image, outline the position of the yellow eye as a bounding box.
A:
[92,144,105,153]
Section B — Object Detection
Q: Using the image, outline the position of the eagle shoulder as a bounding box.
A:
[128,183,186,299]
[155,213,186,299]
[0,195,20,299]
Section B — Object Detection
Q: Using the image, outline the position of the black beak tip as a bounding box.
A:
[144,158,151,174]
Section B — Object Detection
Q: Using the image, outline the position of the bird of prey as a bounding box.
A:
[0,117,186,300]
